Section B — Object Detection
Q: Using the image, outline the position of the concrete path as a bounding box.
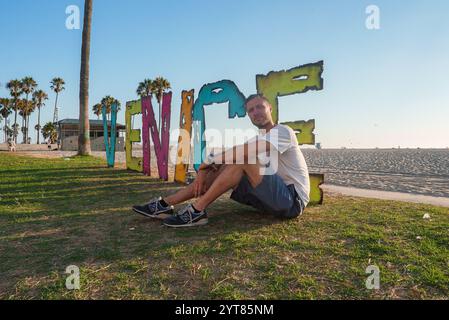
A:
[323,184,449,208]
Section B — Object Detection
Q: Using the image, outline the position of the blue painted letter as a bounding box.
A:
[102,103,118,167]
[192,80,246,171]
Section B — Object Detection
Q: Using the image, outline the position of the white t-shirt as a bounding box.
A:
[253,124,310,206]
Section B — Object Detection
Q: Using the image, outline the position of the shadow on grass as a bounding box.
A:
[0,154,289,297]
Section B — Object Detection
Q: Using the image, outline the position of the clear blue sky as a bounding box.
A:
[1,0,448,148]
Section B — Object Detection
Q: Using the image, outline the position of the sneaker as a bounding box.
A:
[163,204,208,228]
[132,197,174,219]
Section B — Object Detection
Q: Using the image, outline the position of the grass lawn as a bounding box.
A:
[0,152,448,300]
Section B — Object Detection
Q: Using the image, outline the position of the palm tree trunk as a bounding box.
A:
[26,115,29,144]
[21,115,25,144]
[25,94,29,144]
[27,114,31,144]
[37,107,41,144]
[4,117,7,143]
[53,93,59,123]
[13,106,17,144]
[78,0,93,155]
[22,115,25,144]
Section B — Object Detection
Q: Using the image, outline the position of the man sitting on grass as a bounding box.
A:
[132,94,310,228]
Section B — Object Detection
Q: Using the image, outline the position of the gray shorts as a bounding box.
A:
[230,173,305,218]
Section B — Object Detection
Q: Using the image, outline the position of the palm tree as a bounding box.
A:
[78,0,93,155]
[0,115,3,142]
[6,79,22,143]
[0,98,12,142]
[100,96,121,121]
[136,79,153,129]
[17,99,26,142]
[135,79,154,129]
[32,90,48,144]
[12,123,19,141]
[152,76,171,135]
[136,79,154,98]
[21,77,37,143]
[18,99,35,144]
[41,122,57,144]
[26,100,36,144]
[92,103,102,119]
[19,102,26,143]
[50,77,65,123]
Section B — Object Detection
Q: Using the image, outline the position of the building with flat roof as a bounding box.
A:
[57,119,126,151]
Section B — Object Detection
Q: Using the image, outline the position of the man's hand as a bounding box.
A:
[193,169,207,198]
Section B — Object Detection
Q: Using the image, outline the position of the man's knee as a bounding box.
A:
[226,162,261,174]
[202,165,227,192]
[242,163,263,188]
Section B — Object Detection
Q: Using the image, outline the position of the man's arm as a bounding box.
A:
[197,139,274,171]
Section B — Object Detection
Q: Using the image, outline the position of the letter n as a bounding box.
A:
[142,92,172,180]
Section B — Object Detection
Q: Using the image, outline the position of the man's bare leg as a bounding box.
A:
[193,163,263,211]
[132,168,227,219]
[163,165,226,206]
[162,183,195,206]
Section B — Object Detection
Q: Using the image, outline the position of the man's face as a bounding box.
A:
[245,97,273,128]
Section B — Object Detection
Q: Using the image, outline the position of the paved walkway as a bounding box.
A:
[323,184,449,208]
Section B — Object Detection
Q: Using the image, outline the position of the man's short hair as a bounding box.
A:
[244,93,271,108]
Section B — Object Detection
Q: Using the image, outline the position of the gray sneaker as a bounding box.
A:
[163,204,208,228]
[132,197,174,219]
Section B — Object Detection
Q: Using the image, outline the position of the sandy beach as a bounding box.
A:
[302,148,449,198]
